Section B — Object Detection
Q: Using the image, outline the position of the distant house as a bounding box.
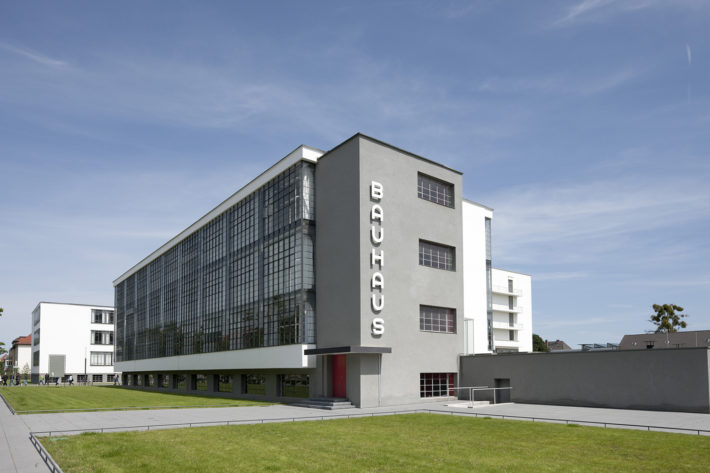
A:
[545,339,571,351]
[619,330,710,350]
[8,334,32,376]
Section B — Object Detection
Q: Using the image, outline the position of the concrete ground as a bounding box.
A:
[2,396,710,473]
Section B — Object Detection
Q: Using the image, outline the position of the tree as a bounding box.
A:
[650,304,688,333]
[21,363,30,381]
[0,308,6,354]
[532,334,549,352]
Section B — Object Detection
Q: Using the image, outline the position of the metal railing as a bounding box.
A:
[451,386,513,407]
[29,432,64,473]
[28,408,710,439]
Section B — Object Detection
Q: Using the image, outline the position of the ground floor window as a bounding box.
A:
[242,374,265,395]
[126,374,133,386]
[159,374,169,388]
[174,374,186,390]
[420,373,455,397]
[193,374,208,391]
[280,374,309,398]
[148,374,156,387]
[77,374,87,383]
[136,374,143,386]
[92,374,103,383]
[217,375,232,393]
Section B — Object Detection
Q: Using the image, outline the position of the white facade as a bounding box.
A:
[31,302,116,383]
[462,200,493,354]
[491,268,533,353]
[462,200,533,354]
[8,337,32,376]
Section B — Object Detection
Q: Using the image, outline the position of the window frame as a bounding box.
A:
[419,305,457,334]
[418,240,456,271]
[417,173,455,208]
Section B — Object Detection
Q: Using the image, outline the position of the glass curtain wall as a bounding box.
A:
[115,162,316,362]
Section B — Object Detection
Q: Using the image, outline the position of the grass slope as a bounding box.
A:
[0,386,268,412]
[43,413,710,473]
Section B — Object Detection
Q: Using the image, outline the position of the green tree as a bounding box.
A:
[650,304,688,333]
[532,334,549,352]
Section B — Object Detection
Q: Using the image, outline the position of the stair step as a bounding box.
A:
[291,398,355,410]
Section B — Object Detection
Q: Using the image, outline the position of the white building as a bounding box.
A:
[463,200,533,354]
[8,334,32,378]
[491,268,532,353]
[31,302,117,383]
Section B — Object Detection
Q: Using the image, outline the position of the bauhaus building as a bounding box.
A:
[114,134,532,407]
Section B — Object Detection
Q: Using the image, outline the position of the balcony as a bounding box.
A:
[492,285,523,296]
[492,321,524,331]
[494,339,520,348]
[492,303,523,314]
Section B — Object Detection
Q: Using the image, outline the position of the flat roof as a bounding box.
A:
[317,132,463,175]
[35,302,114,310]
[463,198,494,212]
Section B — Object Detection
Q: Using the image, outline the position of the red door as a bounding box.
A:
[332,354,347,398]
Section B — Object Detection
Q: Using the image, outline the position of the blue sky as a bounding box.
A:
[1,0,709,350]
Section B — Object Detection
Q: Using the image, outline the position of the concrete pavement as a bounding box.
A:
[2,393,710,473]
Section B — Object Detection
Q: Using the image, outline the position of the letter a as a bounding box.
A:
[371,272,384,289]
[371,204,383,222]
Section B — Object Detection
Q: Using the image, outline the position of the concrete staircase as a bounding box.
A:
[290,397,355,410]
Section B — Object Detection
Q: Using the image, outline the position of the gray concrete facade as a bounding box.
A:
[460,348,710,413]
[315,135,464,407]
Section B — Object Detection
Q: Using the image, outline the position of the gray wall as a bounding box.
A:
[315,136,362,349]
[316,134,464,407]
[460,348,710,413]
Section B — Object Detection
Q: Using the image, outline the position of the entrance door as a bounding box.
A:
[332,354,347,398]
[494,378,511,403]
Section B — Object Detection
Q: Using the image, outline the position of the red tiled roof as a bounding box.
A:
[12,335,32,345]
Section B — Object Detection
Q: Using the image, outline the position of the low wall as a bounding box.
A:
[459,348,710,413]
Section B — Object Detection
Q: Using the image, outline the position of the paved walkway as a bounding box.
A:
[2,396,710,473]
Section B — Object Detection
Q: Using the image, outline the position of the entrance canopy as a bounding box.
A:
[304,345,392,356]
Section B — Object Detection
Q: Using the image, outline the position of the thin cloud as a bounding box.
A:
[534,272,588,281]
[551,0,700,26]
[0,42,68,68]
[686,44,692,65]
[489,174,710,266]
[477,68,639,96]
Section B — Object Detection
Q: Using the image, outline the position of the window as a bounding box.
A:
[419,241,455,271]
[90,352,113,366]
[92,374,104,383]
[77,374,88,383]
[174,374,186,390]
[92,309,114,324]
[242,374,265,395]
[32,350,40,367]
[91,331,114,345]
[420,373,455,397]
[159,374,169,388]
[280,374,309,398]
[417,173,454,208]
[509,330,515,341]
[217,375,232,393]
[419,305,456,333]
[193,374,207,391]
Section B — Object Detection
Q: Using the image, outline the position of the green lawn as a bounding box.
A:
[42,414,710,473]
[0,386,269,413]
